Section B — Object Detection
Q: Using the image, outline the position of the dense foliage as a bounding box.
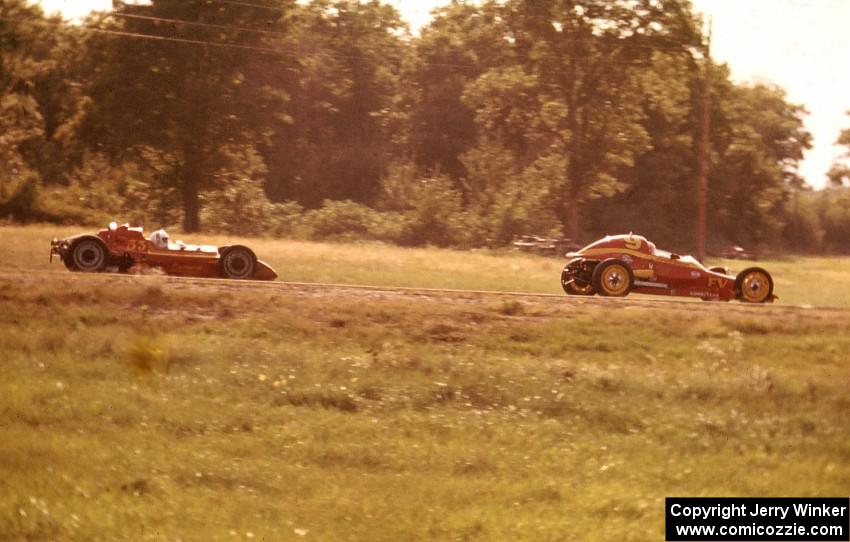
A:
[1,0,848,252]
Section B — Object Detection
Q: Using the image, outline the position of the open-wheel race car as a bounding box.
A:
[50,222,277,280]
[560,234,775,303]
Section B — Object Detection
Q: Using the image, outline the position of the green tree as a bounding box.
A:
[263,0,408,208]
[827,112,850,186]
[593,50,697,248]
[80,0,293,231]
[454,0,701,238]
[815,187,850,251]
[526,0,703,238]
[1,1,86,185]
[1,0,92,221]
[1,0,43,186]
[709,82,811,245]
[407,0,509,182]
[459,67,566,243]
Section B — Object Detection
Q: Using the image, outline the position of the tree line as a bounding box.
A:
[2,0,849,253]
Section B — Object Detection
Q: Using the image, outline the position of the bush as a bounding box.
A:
[34,153,178,227]
[0,174,39,220]
[817,187,850,252]
[200,144,279,235]
[379,164,471,246]
[781,190,825,252]
[201,176,277,236]
[0,174,93,224]
[302,200,385,240]
[269,200,306,237]
[397,176,470,247]
[366,211,411,243]
[462,150,565,247]
[43,176,131,227]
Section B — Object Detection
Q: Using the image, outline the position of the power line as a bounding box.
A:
[107,10,700,59]
[82,24,433,67]
[0,13,698,72]
[197,0,285,11]
[85,26,293,55]
[695,16,712,262]
[82,25,681,71]
[109,12,288,38]
[187,0,702,58]
[84,25,660,69]
[0,15,374,61]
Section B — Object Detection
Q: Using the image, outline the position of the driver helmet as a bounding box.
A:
[150,229,169,249]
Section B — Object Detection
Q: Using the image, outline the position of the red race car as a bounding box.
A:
[50,222,277,280]
[560,234,775,303]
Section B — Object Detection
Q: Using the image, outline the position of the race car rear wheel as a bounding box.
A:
[219,246,256,279]
[592,259,633,297]
[70,238,108,272]
[735,267,773,303]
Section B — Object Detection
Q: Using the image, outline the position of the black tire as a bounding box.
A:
[591,258,634,297]
[735,267,773,303]
[219,245,256,279]
[70,237,108,272]
[561,265,596,295]
[62,255,78,271]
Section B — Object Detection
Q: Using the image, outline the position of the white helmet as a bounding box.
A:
[150,229,169,249]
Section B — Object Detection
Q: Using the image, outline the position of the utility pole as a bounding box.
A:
[696,17,712,262]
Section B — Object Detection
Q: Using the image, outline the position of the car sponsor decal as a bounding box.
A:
[707,277,729,288]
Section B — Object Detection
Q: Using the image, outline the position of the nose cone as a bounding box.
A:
[253,260,278,281]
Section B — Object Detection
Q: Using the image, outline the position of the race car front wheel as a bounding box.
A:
[561,265,596,295]
[592,259,634,297]
[220,246,257,279]
[735,267,774,303]
[70,238,108,272]
[563,280,596,296]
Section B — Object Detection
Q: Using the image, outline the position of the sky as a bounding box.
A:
[37,0,850,189]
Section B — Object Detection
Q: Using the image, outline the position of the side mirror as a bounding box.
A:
[671,253,680,260]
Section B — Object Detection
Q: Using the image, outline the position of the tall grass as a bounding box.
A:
[1,273,849,540]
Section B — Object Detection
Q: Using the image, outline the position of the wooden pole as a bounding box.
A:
[696,17,712,262]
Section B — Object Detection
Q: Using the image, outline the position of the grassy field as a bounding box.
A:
[1,224,850,540]
[6,223,850,307]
